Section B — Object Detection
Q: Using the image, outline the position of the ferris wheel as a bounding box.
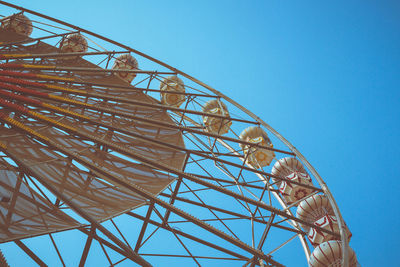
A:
[0,1,357,266]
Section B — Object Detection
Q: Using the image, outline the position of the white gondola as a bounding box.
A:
[309,240,357,267]
[160,76,186,107]
[279,171,315,205]
[296,194,334,232]
[202,99,232,135]
[0,13,32,36]
[271,157,307,186]
[112,54,139,83]
[59,33,88,59]
[239,126,275,168]
[308,215,352,247]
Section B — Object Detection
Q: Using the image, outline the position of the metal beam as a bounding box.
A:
[127,211,248,261]
[0,31,79,47]
[0,63,175,75]
[134,202,154,253]
[0,70,219,99]
[0,50,129,59]
[14,240,47,267]
[79,226,95,267]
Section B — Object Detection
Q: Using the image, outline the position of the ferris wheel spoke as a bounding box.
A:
[48,233,66,267]
[0,31,79,48]
[0,69,75,82]
[180,179,241,240]
[0,50,131,60]
[127,210,250,261]
[0,63,175,75]
[162,155,190,223]
[14,240,47,267]
[246,214,276,267]
[78,226,95,267]
[134,202,154,253]
[174,176,277,194]
[98,236,113,266]
[78,226,141,266]
[152,207,202,267]
[267,233,298,257]
[3,171,22,226]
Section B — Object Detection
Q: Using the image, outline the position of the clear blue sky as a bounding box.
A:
[3,0,400,266]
